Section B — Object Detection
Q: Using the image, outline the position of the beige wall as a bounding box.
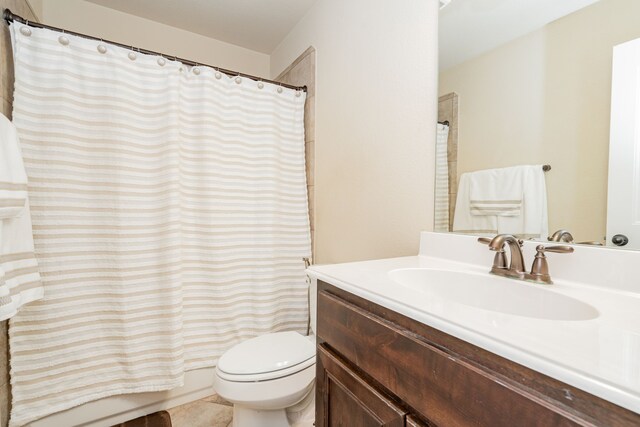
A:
[271,0,439,264]
[439,0,640,243]
[39,0,270,77]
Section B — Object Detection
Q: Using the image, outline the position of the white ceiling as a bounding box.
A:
[84,0,317,54]
[85,0,600,68]
[439,0,600,71]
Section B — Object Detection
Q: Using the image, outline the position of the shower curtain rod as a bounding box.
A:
[3,8,307,93]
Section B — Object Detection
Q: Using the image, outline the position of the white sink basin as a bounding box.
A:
[388,268,599,321]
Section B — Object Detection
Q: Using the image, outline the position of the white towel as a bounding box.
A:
[0,114,43,321]
[453,173,498,236]
[495,165,548,240]
[469,166,524,217]
[0,114,28,219]
[453,165,548,239]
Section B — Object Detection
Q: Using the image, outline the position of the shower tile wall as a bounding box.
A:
[0,2,39,425]
[275,47,316,256]
[438,92,459,231]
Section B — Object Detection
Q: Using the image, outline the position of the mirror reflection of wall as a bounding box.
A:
[437,0,640,247]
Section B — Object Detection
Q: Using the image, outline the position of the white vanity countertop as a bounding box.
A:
[306,232,640,414]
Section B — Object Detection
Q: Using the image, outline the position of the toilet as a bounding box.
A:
[214,281,318,427]
[214,331,315,426]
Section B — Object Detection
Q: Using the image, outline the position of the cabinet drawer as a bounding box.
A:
[317,289,582,427]
[317,344,406,427]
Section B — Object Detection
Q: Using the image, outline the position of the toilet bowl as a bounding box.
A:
[213,331,316,427]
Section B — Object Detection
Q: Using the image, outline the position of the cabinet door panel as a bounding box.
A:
[317,344,406,427]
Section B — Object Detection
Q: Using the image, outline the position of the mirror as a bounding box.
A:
[435,0,640,249]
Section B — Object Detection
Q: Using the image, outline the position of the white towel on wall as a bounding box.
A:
[434,123,450,232]
[453,174,498,236]
[0,113,43,321]
[453,165,548,239]
[495,166,548,239]
[0,114,28,218]
[468,166,523,217]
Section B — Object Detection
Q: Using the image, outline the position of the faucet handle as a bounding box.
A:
[477,236,511,248]
[528,245,573,285]
[477,237,507,270]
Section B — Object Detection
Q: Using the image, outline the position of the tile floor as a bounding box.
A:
[166,393,315,427]
[167,394,234,427]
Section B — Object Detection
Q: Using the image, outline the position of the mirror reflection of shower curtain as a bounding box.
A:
[434,123,450,232]
[8,23,311,427]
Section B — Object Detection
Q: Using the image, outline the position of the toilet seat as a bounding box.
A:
[214,363,315,411]
[217,331,315,382]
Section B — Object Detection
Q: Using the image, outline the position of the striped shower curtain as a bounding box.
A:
[8,23,310,426]
[434,123,450,232]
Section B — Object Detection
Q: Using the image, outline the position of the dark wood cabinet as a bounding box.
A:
[315,281,640,427]
[405,416,429,427]
[317,345,406,427]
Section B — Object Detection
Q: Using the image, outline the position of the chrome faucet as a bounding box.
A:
[479,234,574,284]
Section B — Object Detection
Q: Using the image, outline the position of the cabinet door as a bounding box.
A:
[316,344,406,427]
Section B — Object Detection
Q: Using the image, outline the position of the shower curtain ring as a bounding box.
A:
[97,38,107,54]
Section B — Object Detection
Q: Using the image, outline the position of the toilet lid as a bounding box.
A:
[218,331,315,376]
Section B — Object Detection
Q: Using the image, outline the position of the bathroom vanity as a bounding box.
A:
[308,232,640,426]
